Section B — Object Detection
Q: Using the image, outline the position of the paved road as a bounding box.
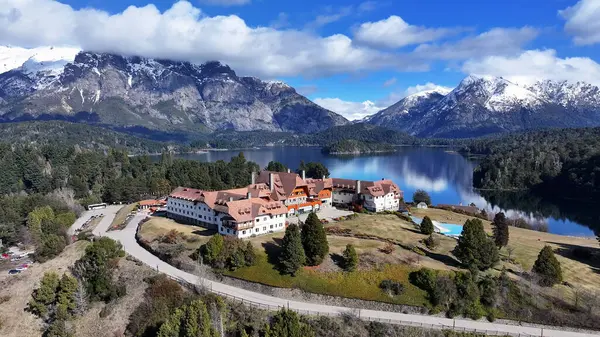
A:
[93,208,599,337]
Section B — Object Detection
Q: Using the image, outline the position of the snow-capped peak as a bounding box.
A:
[450,74,542,112]
[0,46,80,75]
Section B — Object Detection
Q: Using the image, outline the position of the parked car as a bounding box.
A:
[8,269,21,275]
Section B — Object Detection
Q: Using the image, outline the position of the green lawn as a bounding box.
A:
[224,251,428,307]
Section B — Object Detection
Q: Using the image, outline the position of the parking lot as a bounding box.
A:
[288,206,354,224]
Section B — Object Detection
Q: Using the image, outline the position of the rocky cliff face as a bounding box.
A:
[0,50,347,134]
[366,75,600,138]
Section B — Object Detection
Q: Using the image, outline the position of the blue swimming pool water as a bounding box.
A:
[411,216,463,237]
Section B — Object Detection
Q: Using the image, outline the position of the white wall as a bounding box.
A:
[332,191,354,205]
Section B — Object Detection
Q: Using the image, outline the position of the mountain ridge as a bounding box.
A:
[365,75,600,138]
[0,48,348,134]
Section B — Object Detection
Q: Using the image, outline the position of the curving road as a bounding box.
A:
[74,207,600,337]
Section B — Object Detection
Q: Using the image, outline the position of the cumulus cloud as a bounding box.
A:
[313,98,383,120]
[415,27,538,60]
[559,0,600,45]
[462,49,600,86]
[0,0,418,78]
[198,0,250,6]
[355,15,457,48]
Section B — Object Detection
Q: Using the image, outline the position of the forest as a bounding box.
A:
[462,127,600,199]
[321,139,396,154]
[0,143,258,250]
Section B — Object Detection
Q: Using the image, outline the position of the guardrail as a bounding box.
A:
[164,274,542,337]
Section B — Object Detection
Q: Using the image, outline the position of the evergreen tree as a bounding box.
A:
[266,161,288,172]
[244,241,256,266]
[28,271,60,318]
[266,309,315,337]
[492,212,509,247]
[342,244,358,272]
[452,219,499,270]
[420,216,435,235]
[301,213,329,266]
[532,245,563,287]
[201,234,225,266]
[157,299,215,337]
[279,224,306,276]
[45,319,74,337]
[56,274,79,321]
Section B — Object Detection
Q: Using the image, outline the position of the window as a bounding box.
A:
[256,218,260,223]
[270,225,273,229]
[255,228,259,233]
[242,230,246,235]
[263,227,266,231]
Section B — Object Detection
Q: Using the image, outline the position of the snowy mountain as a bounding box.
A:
[0,49,347,134]
[366,75,600,138]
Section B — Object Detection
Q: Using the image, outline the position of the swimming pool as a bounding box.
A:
[411,216,464,237]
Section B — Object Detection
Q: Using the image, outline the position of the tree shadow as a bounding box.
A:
[261,241,285,274]
[330,253,344,267]
[422,249,463,269]
[191,229,217,237]
[548,241,600,274]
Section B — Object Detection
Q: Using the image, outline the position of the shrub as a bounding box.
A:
[342,244,358,272]
[380,242,396,255]
[199,236,256,271]
[409,268,437,292]
[424,234,438,250]
[532,246,563,287]
[379,280,404,296]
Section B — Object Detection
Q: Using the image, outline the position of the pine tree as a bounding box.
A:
[157,300,215,337]
[201,234,224,266]
[420,216,435,235]
[301,213,329,266]
[28,271,60,318]
[492,212,509,247]
[342,244,358,272]
[532,246,563,287]
[266,309,315,337]
[452,219,499,270]
[56,274,78,321]
[279,224,306,276]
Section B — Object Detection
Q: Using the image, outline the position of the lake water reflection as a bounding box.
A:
[172,147,596,237]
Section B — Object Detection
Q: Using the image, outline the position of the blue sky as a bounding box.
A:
[2,0,600,120]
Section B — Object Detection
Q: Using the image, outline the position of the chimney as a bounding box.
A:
[287,168,291,173]
[322,175,325,180]
[302,170,306,180]
[251,172,256,185]
[269,173,274,192]
[247,192,252,199]
[356,180,361,195]
[229,197,234,202]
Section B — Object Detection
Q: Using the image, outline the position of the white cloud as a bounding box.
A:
[0,0,417,78]
[377,82,453,107]
[313,98,383,120]
[403,82,453,96]
[355,15,457,49]
[198,0,250,6]
[462,49,600,86]
[306,6,353,30]
[270,12,289,29]
[559,0,600,45]
[382,77,397,87]
[414,27,538,60]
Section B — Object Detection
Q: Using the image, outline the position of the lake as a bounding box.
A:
[172,146,597,237]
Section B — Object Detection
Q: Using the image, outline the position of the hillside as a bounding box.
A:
[0,121,172,154]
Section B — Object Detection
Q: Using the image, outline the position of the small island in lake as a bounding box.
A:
[322,139,396,155]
